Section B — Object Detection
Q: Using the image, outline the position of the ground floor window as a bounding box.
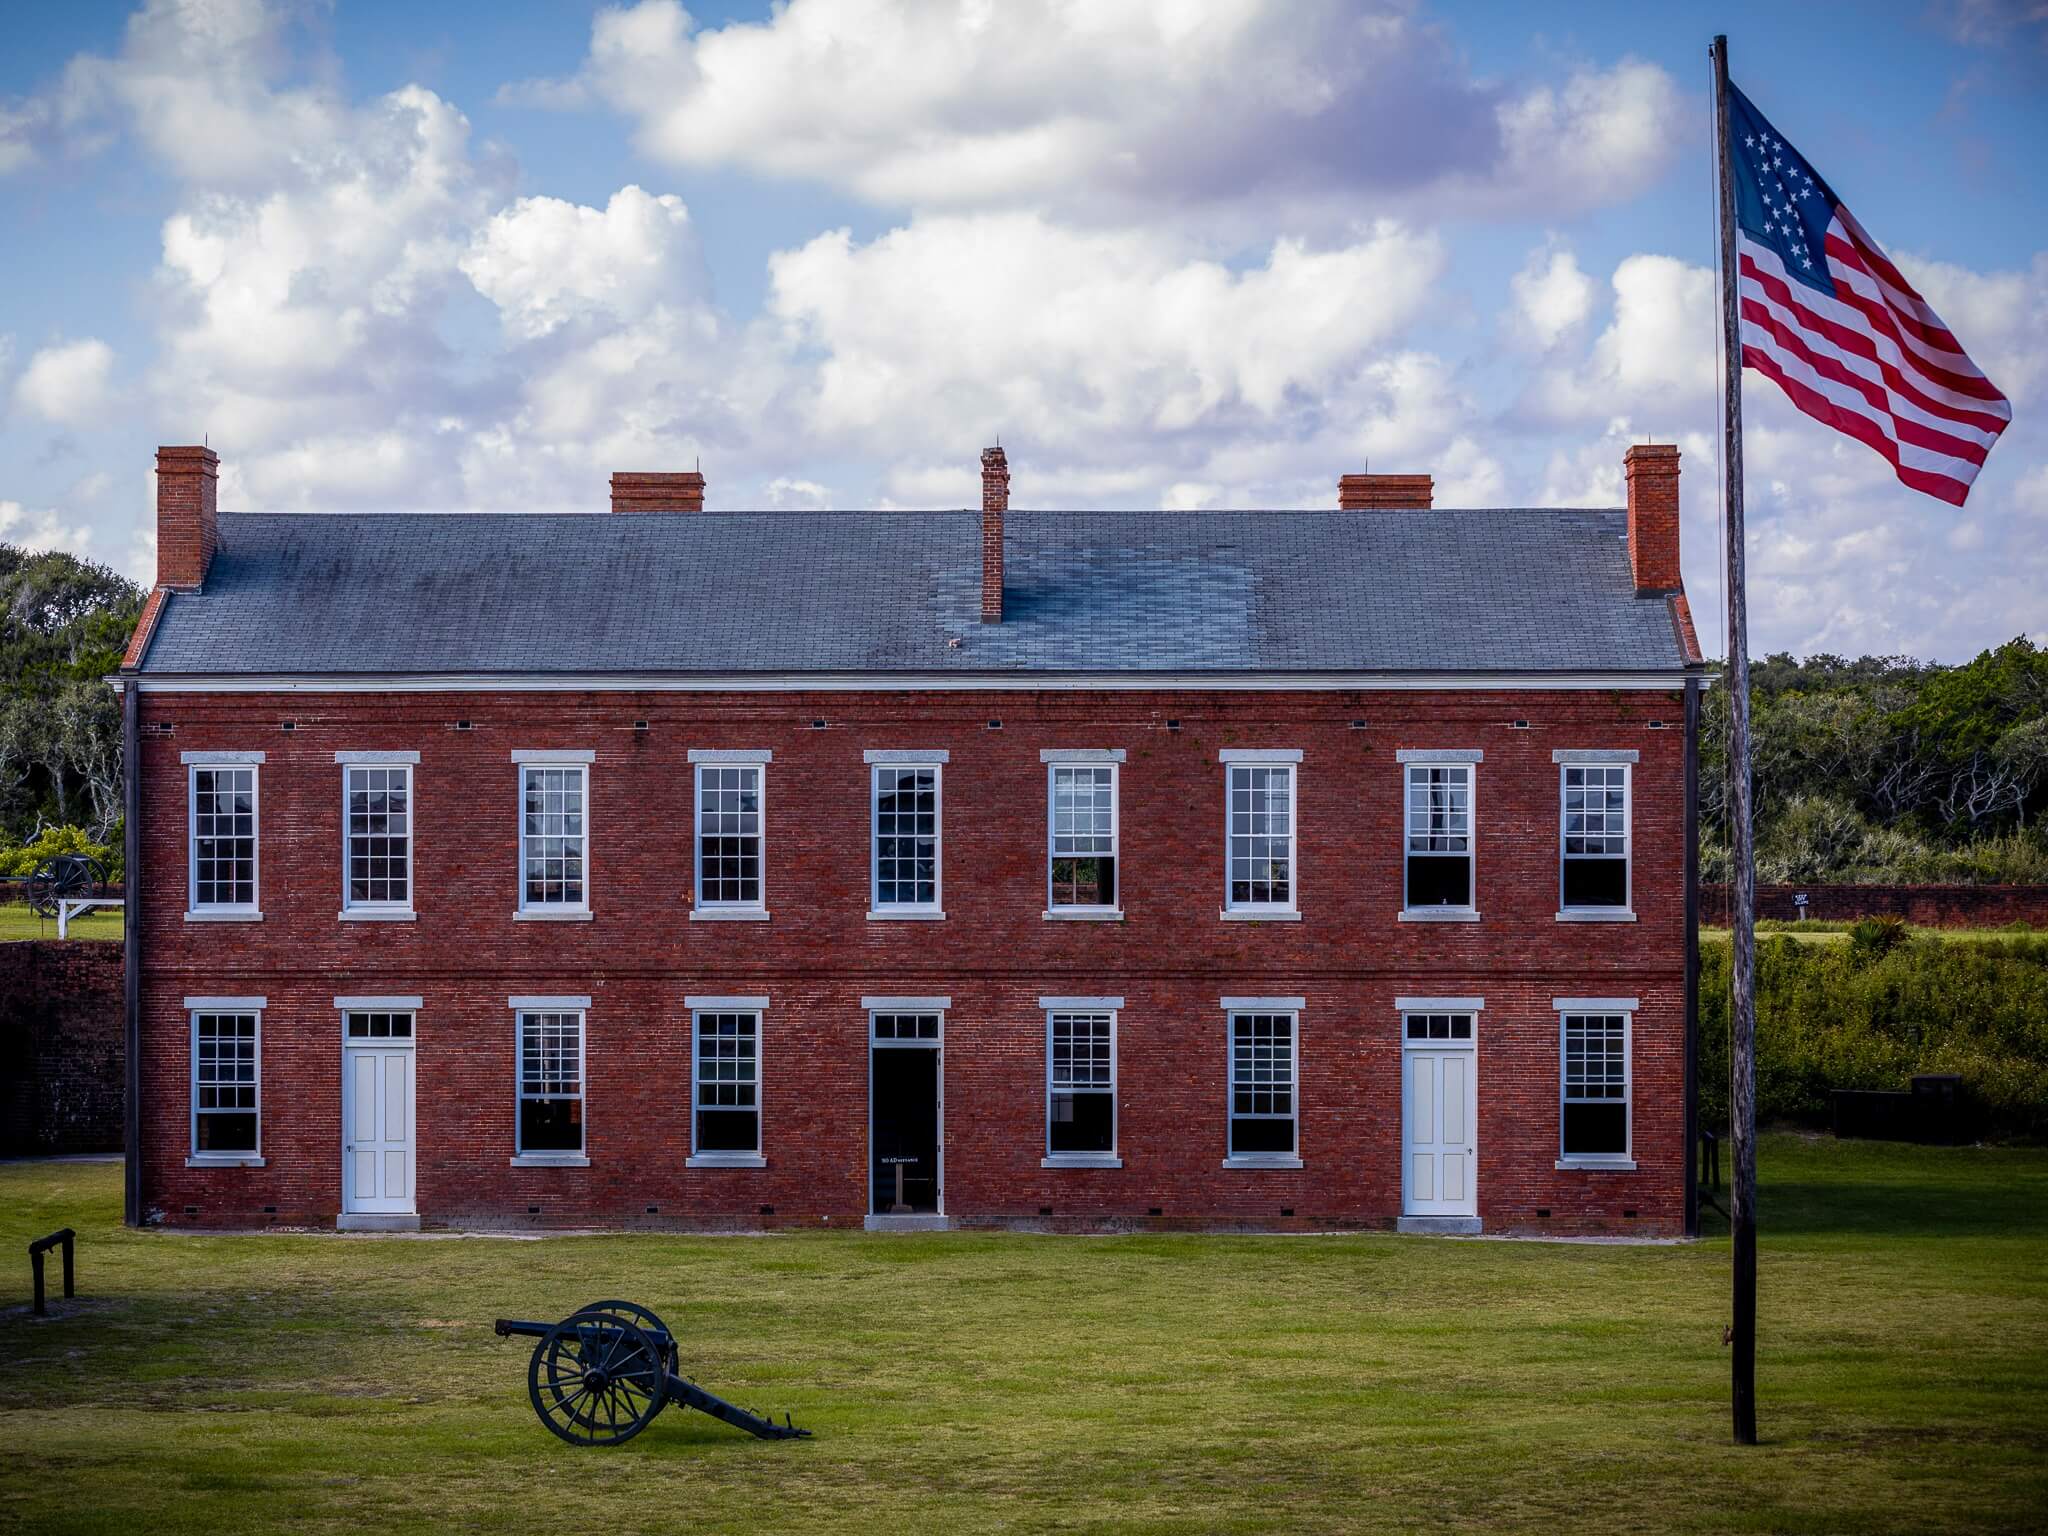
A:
[191,1006,261,1155]
[517,1008,584,1153]
[1046,1009,1116,1156]
[1558,1002,1633,1163]
[1228,1009,1298,1156]
[694,1009,762,1154]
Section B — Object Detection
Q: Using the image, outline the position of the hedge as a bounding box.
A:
[1698,931,2048,1139]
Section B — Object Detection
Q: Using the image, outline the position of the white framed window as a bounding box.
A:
[1045,751,1122,915]
[1221,750,1301,917]
[1042,996,1121,1167]
[691,750,769,918]
[1555,998,1636,1168]
[1399,750,1479,917]
[1557,751,1635,916]
[185,752,262,918]
[514,751,593,917]
[868,750,945,918]
[512,999,587,1161]
[189,998,263,1163]
[687,995,767,1167]
[337,752,417,918]
[1223,998,1304,1165]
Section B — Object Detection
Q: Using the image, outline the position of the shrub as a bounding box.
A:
[0,823,121,883]
[1847,915,1910,960]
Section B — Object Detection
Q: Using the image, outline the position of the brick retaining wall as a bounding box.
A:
[1702,883,2048,927]
[0,941,125,1154]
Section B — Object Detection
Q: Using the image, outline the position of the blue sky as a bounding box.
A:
[2,0,2043,660]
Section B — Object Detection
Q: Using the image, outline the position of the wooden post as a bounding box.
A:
[1711,32,1760,1447]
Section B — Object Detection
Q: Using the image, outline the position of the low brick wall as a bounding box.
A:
[1702,883,2048,928]
[0,941,125,1154]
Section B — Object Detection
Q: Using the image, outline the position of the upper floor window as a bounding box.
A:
[185,753,262,916]
[868,751,945,917]
[1043,999,1120,1164]
[338,753,416,917]
[691,751,770,917]
[1556,1000,1636,1167]
[1557,752,1635,914]
[514,752,593,916]
[514,1000,586,1157]
[688,998,766,1166]
[1225,1002,1303,1163]
[1222,751,1300,916]
[189,998,263,1160]
[1401,752,1479,914]
[1045,752,1121,914]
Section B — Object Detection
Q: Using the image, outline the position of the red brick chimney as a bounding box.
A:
[1338,472,1432,510]
[610,471,705,512]
[156,445,220,591]
[981,445,1008,624]
[1624,444,1682,595]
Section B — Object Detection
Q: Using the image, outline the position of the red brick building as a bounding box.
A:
[118,443,1705,1235]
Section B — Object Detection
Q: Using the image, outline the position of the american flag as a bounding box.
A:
[1729,82,2010,506]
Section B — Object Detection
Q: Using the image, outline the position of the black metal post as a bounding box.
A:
[1711,31,1760,1447]
[1684,677,1701,1238]
[30,1248,45,1317]
[123,677,142,1228]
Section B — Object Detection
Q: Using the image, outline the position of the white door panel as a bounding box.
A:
[343,1045,415,1214]
[1404,1048,1477,1216]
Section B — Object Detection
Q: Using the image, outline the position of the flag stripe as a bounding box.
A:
[1741,346,1974,507]
[1824,236,1983,380]
[1834,208,1968,344]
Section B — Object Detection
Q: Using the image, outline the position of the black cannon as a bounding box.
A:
[493,1300,811,1446]
[22,853,108,918]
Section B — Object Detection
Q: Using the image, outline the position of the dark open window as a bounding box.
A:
[1049,764,1118,908]
[192,1011,259,1153]
[1405,763,1473,909]
[1048,1011,1115,1154]
[1561,764,1630,910]
[518,1010,584,1153]
[1229,1012,1297,1155]
[1561,1012,1630,1159]
[695,1011,761,1153]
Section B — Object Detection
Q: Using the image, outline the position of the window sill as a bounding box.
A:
[1555,1157,1638,1172]
[1221,1154,1304,1170]
[1556,909,1636,923]
[185,910,263,923]
[1399,908,1480,923]
[1220,909,1301,922]
[690,908,770,922]
[1043,908,1124,922]
[685,1153,768,1169]
[339,908,416,922]
[509,1153,590,1168]
[185,1155,265,1169]
[1041,1153,1123,1169]
[514,909,594,922]
[867,909,946,921]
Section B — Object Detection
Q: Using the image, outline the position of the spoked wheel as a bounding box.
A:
[25,855,101,919]
[527,1314,669,1446]
[573,1300,678,1373]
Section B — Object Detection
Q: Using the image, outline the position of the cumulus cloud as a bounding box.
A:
[0,499,94,556]
[1507,243,1595,351]
[461,186,706,341]
[14,338,116,426]
[529,0,1681,228]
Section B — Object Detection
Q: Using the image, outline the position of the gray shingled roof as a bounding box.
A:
[135,508,1694,676]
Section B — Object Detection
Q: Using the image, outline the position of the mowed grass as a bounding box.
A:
[2,1137,2045,1535]
[0,905,122,942]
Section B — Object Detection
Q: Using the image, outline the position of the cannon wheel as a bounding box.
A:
[25,855,104,919]
[527,1313,669,1446]
[573,1301,678,1373]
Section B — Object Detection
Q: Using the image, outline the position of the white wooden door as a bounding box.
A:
[1403,1049,1477,1216]
[343,1044,415,1214]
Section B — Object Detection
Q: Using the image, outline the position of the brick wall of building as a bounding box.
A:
[1702,882,2048,928]
[0,940,126,1155]
[134,685,1691,1234]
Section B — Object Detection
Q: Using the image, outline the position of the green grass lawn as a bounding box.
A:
[3,1137,2045,1534]
[0,903,122,942]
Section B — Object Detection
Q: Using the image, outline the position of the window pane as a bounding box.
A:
[697,765,763,905]
[196,1111,258,1152]
[193,766,257,907]
[1406,855,1470,908]
[346,765,411,906]
[1229,1114,1295,1154]
[1050,855,1117,907]
[875,767,939,905]
[1405,765,1470,851]
[1563,1102,1627,1156]
[1049,1092,1115,1152]
[522,767,586,906]
[695,1013,760,1108]
[1227,766,1293,906]
[1049,1013,1113,1088]
[696,1108,760,1152]
[519,1098,583,1152]
[1563,858,1628,908]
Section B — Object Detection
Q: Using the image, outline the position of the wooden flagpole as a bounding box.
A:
[1711,32,1760,1447]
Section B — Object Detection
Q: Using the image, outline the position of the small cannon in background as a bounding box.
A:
[493,1300,811,1446]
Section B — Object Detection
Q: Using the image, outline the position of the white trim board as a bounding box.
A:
[334,750,420,764]
[862,996,952,1011]
[335,995,423,1010]
[1395,997,1485,1012]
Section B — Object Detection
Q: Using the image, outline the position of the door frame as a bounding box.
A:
[863,997,947,1217]
[1396,996,1482,1218]
[336,995,421,1219]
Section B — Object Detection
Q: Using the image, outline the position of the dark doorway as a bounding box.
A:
[871,1047,940,1214]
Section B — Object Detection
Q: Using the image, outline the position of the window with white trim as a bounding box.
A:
[1405,763,1473,909]
[344,763,412,912]
[1048,763,1118,909]
[1561,1011,1631,1160]
[1226,764,1295,911]
[1404,1012,1474,1042]
[695,764,764,909]
[693,1010,761,1154]
[517,1010,584,1153]
[872,764,941,911]
[190,764,258,911]
[1229,1011,1297,1155]
[192,1009,260,1154]
[520,765,588,910]
[1561,764,1631,910]
[1047,1010,1116,1155]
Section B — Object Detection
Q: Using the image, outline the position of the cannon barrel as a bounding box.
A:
[493,1317,555,1340]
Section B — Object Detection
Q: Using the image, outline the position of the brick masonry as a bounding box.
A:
[1,940,125,1155]
[1703,882,2048,928]
[135,685,1692,1234]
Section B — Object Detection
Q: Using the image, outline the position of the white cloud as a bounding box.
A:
[461,186,704,341]
[1507,243,1594,351]
[1518,253,1718,427]
[536,0,1680,227]
[14,338,116,426]
[0,499,95,556]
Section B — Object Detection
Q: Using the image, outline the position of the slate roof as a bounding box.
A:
[134,508,1697,676]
